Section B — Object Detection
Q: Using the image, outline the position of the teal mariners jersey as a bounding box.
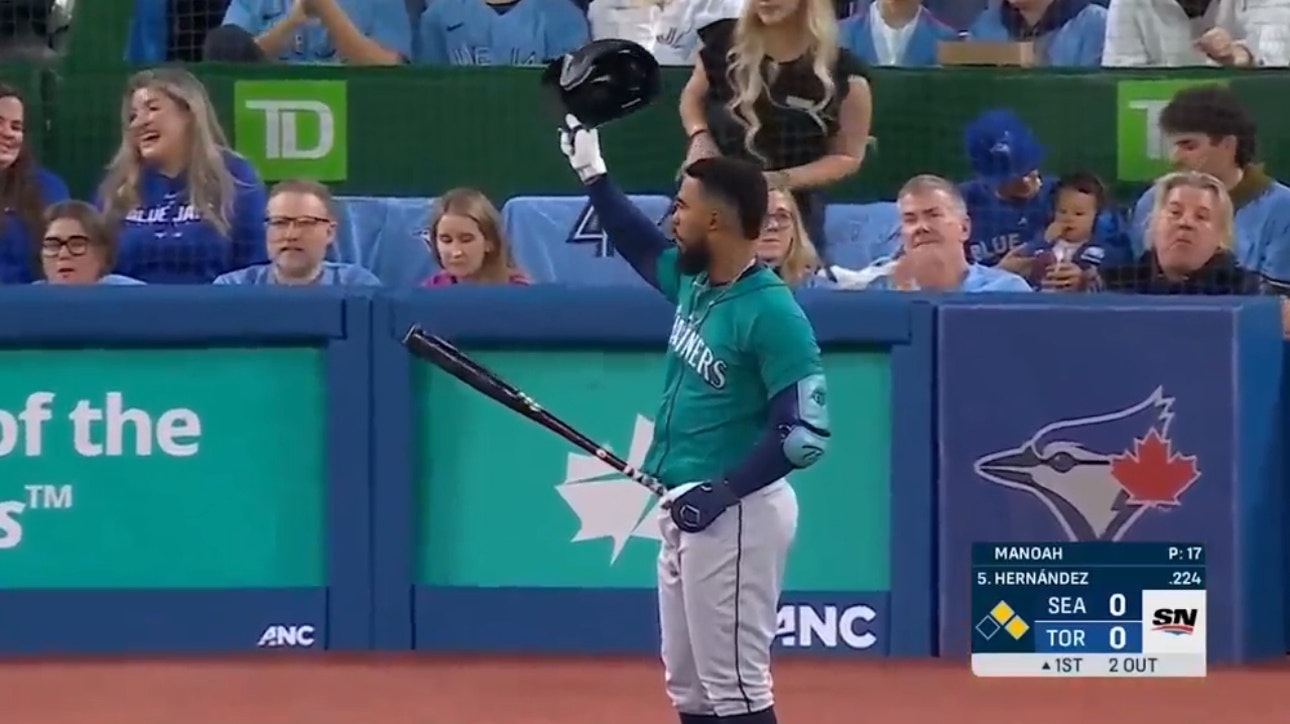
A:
[641,248,824,488]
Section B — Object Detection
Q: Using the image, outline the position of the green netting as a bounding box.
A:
[30,1,1290,207]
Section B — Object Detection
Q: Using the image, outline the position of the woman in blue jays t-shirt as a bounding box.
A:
[0,84,71,284]
[98,68,267,284]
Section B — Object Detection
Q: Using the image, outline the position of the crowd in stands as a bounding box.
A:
[95,0,1289,68]
[0,0,1286,320]
[1,0,1281,67]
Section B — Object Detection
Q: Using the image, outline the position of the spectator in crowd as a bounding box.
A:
[98,67,268,284]
[0,83,69,285]
[214,179,381,286]
[589,0,742,65]
[1097,171,1259,294]
[423,188,529,286]
[758,188,821,287]
[1129,85,1290,289]
[0,0,60,62]
[1027,172,1130,291]
[206,0,411,64]
[839,0,957,67]
[967,0,1106,66]
[417,0,588,65]
[1102,0,1290,67]
[839,174,1032,291]
[127,0,230,64]
[958,109,1052,277]
[35,201,144,286]
[679,0,872,265]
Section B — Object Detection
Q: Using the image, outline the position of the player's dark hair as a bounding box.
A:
[1159,85,1257,167]
[1054,171,1109,211]
[683,156,768,240]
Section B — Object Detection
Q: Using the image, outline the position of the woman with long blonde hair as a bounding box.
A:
[422,188,528,286]
[98,67,267,283]
[678,0,873,261]
[757,188,820,286]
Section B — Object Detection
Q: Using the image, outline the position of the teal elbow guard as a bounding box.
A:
[783,373,830,468]
[783,424,829,468]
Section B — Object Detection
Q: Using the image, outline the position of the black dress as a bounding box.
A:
[697,19,869,256]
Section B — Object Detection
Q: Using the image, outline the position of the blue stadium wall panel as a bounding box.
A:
[372,287,937,657]
[0,288,373,654]
[934,294,1285,663]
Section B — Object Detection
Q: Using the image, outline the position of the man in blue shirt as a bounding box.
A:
[966,0,1106,67]
[840,0,959,68]
[214,179,380,286]
[417,0,588,66]
[853,174,1033,292]
[1129,85,1290,290]
[208,0,411,64]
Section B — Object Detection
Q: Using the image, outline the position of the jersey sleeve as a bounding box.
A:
[656,248,683,304]
[749,293,823,399]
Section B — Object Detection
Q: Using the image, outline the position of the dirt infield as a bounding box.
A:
[1,656,1285,724]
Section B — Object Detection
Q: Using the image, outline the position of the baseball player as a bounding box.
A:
[559,114,830,724]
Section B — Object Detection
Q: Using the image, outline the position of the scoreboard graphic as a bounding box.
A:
[971,542,1206,677]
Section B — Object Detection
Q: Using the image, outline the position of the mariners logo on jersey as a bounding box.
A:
[972,387,1200,542]
[668,313,729,388]
[555,414,662,563]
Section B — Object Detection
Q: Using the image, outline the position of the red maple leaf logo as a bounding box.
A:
[1109,429,1200,506]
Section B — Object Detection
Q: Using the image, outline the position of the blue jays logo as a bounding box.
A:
[990,133,1012,159]
[973,387,1201,542]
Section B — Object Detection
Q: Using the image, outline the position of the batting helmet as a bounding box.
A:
[541,39,661,129]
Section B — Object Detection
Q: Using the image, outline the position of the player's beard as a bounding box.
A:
[676,240,710,275]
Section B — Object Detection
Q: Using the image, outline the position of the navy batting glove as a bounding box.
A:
[669,481,739,533]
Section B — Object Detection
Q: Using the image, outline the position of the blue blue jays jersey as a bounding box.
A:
[960,177,1054,265]
[222,0,412,63]
[107,152,269,284]
[416,0,589,66]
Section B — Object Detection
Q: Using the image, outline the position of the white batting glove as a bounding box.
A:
[559,114,607,184]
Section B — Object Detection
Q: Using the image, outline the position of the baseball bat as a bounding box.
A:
[401,326,668,499]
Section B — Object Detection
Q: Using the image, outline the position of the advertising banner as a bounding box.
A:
[936,303,1281,662]
[413,350,893,655]
[0,347,329,652]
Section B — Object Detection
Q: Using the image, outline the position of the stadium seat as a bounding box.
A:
[335,196,437,289]
[330,195,903,289]
[822,201,901,270]
[501,195,673,287]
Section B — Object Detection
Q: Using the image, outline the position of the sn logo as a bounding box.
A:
[257,624,318,648]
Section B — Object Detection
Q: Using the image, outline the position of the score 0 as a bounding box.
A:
[1106,592,1129,651]
[1168,546,1204,561]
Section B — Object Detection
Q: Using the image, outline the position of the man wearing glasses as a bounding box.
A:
[213,179,380,286]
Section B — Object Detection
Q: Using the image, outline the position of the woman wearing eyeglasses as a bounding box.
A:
[756,189,821,287]
[35,201,144,285]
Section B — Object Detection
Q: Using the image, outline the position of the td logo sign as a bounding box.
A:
[1115,79,1222,182]
[234,80,348,181]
